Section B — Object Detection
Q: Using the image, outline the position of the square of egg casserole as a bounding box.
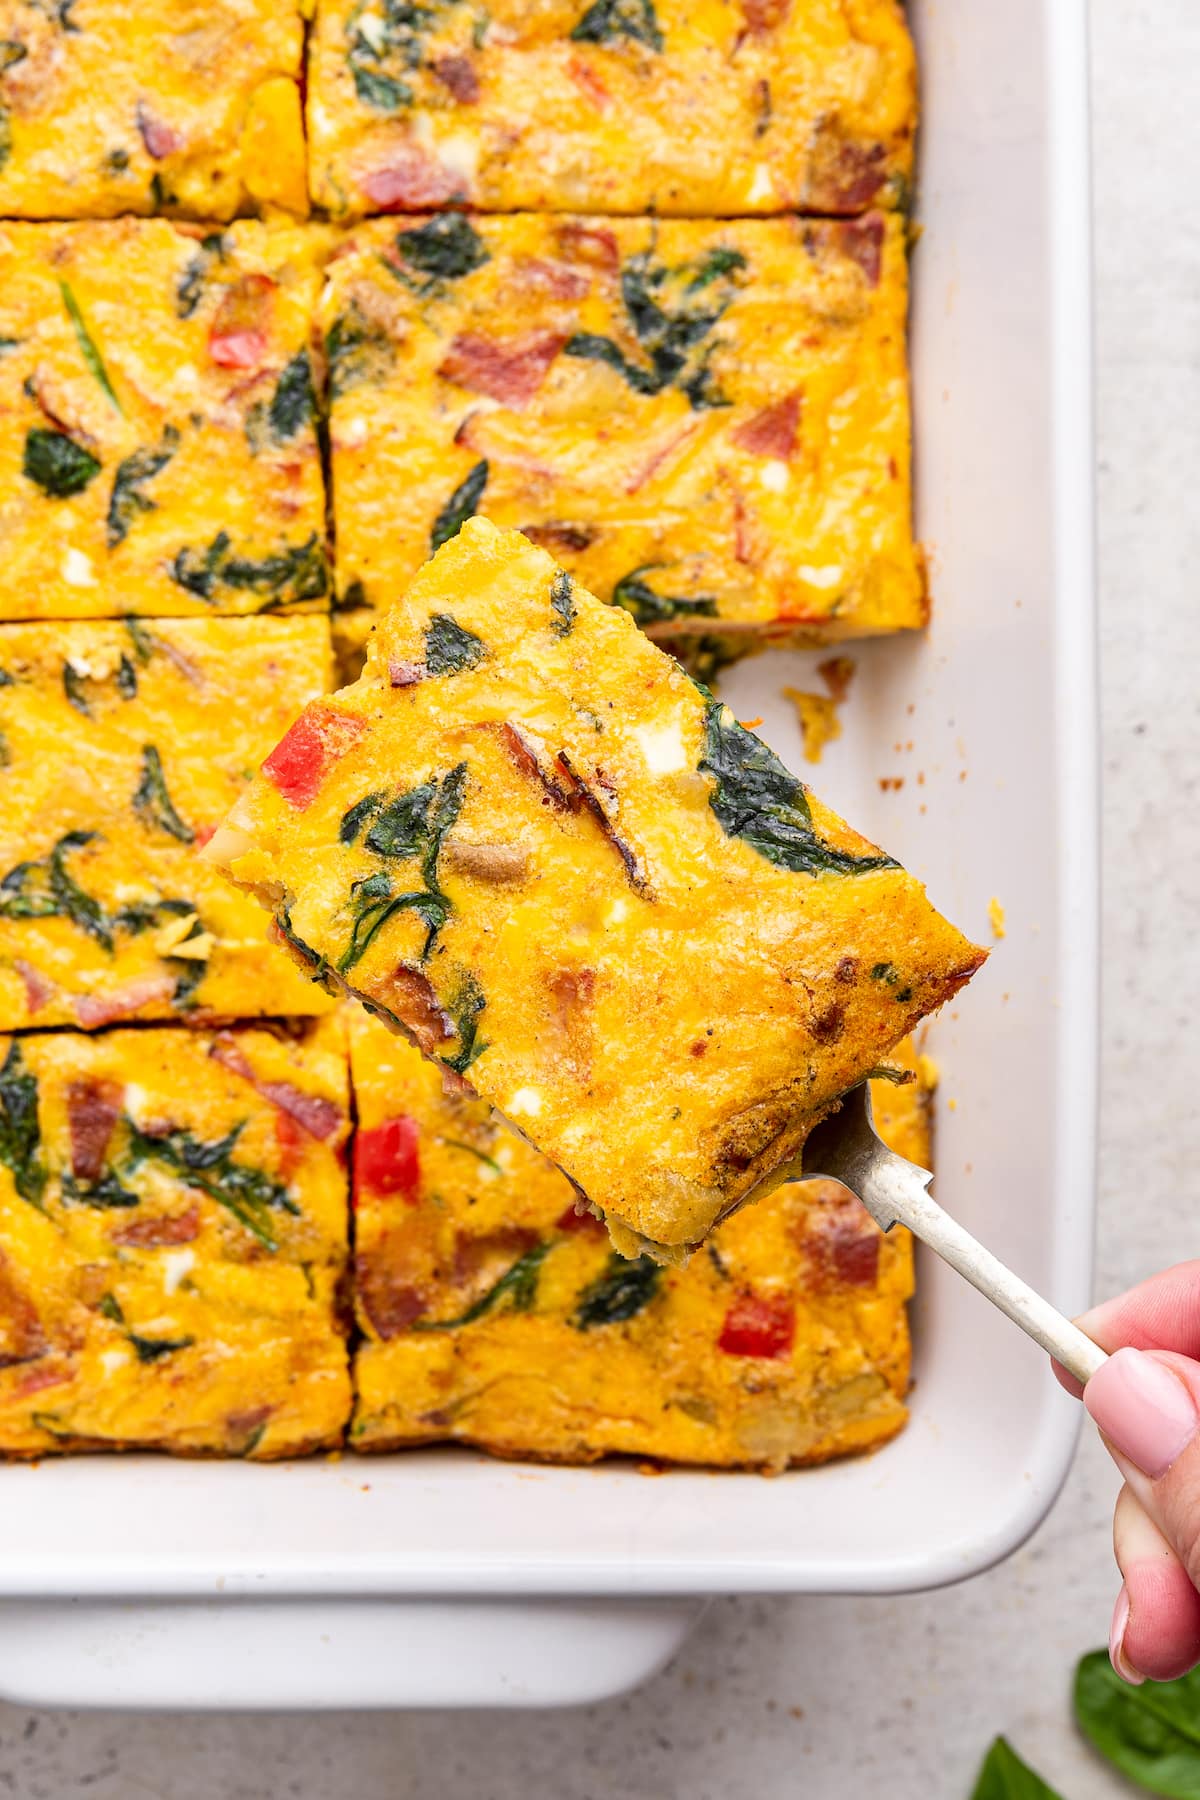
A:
[0,0,306,220]
[0,615,335,1030]
[208,520,983,1260]
[322,210,922,651]
[0,1019,351,1458]
[350,1010,921,1471]
[306,0,915,220]
[0,220,329,620]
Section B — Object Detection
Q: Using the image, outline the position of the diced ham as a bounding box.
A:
[810,139,888,214]
[14,959,53,1016]
[832,213,885,287]
[0,1250,47,1368]
[625,420,702,495]
[378,965,455,1056]
[74,975,175,1029]
[809,1002,845,1045]
[14,1362,70,1399]
[741,0,789,29]
[801,1192,882,1290]
[211,1035,343,1141]
[355,1245,427,1339]
[555,1201,606,1237]
[112,1205,200,1248]
[136,101,182,160]
[566,55,611,109]
[261,705,368,810]
[556,222,619,272]
[453,1227,537,1286]
[66,1078,122,1182]
[388,659,424,688]
[207,274,276,371]
[732,391,801,460]
[518,258,591,300]
[438,331,565,408]
[432,53,479,104]
[354,1116,421,1203]
[520,522,595,554]
[718,1291,796,1359]
[227,1404,272,1440]
[361,150,463,213]
[274,1108,305,1178]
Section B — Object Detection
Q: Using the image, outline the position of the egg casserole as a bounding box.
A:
[0,1019,351,1457]
[0,0,306,220]
[322,210,921,648]
[307,0,915,221]
[0,219,328,620]
[351,1010,921,1470]
[0,615,335,1031]
[207,520,983,1260]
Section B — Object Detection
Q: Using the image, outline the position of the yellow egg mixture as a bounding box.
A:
[0,0,306,220]
[0,5,963,1472]
[209,522,982,1260]
[350,1010,924,1472]
[307,0,915,218]
[323,210,922,650]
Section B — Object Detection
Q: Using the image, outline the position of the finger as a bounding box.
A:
[1077,1261,1200,1359]
[1112,1484,1200,1683]
[1086,1347,1200,1598]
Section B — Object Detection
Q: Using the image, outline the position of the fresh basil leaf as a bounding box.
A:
[1075,1648,1200,1797]
[23,428,101,498]
[430,461,489,553]
[969,1738,1064,1800]
[424,613,487,675]
[699,699,899,877]
[573,1253,661,1329]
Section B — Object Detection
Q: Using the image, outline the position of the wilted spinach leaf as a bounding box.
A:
[267,350,316,442]
[391,214,489,292]
[0,831,111,948]
[353,63,412,110]
[700,699,899,877]
[23,427,101,498]
[0,1040,46,1212]
[345,0,446,116]
[61,1169,139,1209]
[107,425,179,547]
[176,231,227,318]
[550,570,576,636]
[442,971,488,1075]
[326,302,395,399]
[124,1119,296,1252]
[338,763,466,968]
[611,565,717,626]
[412,1241,551,1331]
[130,1334,195,1363]
[573,1254,661,1329]
[564,244,744,409]
[132,744,194,844]
[425,613,486,675]
[570,0,662,51]
[430,460,488,553]
[170,531,328,606]
[60,280,122,413]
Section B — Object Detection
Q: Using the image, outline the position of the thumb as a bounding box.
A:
[1086,1347,1200,1590]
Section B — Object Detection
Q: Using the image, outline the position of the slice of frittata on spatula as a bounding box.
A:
[205,519,984,1261]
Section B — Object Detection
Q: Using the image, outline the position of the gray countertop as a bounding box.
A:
[1,5,1192,1793]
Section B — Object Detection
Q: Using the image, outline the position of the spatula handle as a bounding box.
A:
[888,1171,1106,1386]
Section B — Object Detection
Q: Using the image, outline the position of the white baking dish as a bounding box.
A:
[0,0,1096,1709]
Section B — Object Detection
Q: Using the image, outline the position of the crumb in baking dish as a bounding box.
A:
[0,1019,351,1458]
[0,615,335,1030]
[0,0,306,220]
[349,1009,921,1471]
[320,210,923,650]
[206,519,984,1260]
[0,220,329,620]
[306,0,915,220]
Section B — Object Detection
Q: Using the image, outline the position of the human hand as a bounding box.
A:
[1054,1262,1200,1685]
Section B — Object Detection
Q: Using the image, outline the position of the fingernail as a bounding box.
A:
[1085,1347,1199,1478]
[1109,1584,1145,1686]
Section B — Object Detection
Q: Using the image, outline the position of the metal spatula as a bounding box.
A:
[801,1083,1106,1386]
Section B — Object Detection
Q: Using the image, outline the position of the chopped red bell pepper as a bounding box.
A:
[261,705,367,809]
[354,1116,421,1204]
[208,273,275,369]
[718,1291,795,1360]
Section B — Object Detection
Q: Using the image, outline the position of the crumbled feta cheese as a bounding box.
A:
[162,1248,195,1295]
[507,1086,543,1118]
[634,717,689,776]
[62,547,96,588]
[758,461,789,493]
[797,564,845,591]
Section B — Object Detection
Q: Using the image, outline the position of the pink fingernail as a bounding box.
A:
[1109,1584,1145,1686]
[1085,1347,1199,1478]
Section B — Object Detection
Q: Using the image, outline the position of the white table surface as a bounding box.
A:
[0,5,1191,1793]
